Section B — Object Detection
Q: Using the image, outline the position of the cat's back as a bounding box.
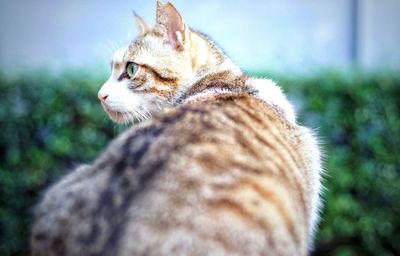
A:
[31,94,317,256]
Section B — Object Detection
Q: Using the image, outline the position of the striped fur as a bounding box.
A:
[31,1,323,256]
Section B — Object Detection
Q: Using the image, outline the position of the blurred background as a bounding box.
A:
[1,0,400,72]
[0,0,399,255]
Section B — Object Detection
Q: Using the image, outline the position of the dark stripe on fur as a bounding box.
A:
[141,64,178,84]
[83,125,165,255]
[84,106,207,255]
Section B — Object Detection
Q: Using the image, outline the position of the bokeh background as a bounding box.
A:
[1,0,399,255]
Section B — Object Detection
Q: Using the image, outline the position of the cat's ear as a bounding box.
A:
[156,0,165,20]
[133,12,150,35]
[156,2,188,50]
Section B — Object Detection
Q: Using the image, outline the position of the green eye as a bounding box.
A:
[127,62,139,78]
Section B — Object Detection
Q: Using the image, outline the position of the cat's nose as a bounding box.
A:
[98,92,108,101]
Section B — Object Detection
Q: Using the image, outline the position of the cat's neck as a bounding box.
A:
[173,31,244,103]
[174,69,251,105]
[175,38,297,124]
[189,30,241,78]
[174,68,296,124]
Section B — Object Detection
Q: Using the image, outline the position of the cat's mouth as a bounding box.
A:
[101,103,128,124]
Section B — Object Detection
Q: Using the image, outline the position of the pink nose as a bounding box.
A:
[98,92,108,101]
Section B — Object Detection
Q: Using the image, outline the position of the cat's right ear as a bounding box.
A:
[134,12,150,35]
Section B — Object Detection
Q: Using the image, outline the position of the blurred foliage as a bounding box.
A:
[0,71,126,256]
[274,71,400,256]
[0,70,399,256]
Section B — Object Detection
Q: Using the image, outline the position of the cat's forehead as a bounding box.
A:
[112,47,127,66]
[127,34,161,56]
[111,33,177,71]
[111,36,155,64]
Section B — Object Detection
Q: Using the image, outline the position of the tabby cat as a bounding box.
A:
[31,1,323,255]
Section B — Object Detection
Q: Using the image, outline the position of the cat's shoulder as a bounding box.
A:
[247,78,296,124]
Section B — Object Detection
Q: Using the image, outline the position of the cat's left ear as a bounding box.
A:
[134,12,150,35]
[156,2,188,50]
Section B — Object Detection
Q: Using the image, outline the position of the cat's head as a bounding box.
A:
[98,1,230,124]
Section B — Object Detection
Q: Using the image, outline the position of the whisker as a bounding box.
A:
[127,110,139,124]
[122,112,128,125]
[110,41,119,52]
[104,40,117,56]
[134,111,140,123]
[137,109,146,122]
[134,108,143,121]
[138,105,152,120]
[139,108,149,120]
[128,111,138,124]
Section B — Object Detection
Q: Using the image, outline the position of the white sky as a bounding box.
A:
[0,0,398,73]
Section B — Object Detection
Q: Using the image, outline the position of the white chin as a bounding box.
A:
[101,103,134,124]
[108,110,128,124]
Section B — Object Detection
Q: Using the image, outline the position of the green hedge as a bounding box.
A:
[0,71,399,256]
[277,72,400,256]
[0,71,126,256]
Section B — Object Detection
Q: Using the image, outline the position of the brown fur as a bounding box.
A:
[31,1,323,255]
[32,82,316,255]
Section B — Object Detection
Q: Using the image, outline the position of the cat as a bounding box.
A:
[31,1,323,256]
